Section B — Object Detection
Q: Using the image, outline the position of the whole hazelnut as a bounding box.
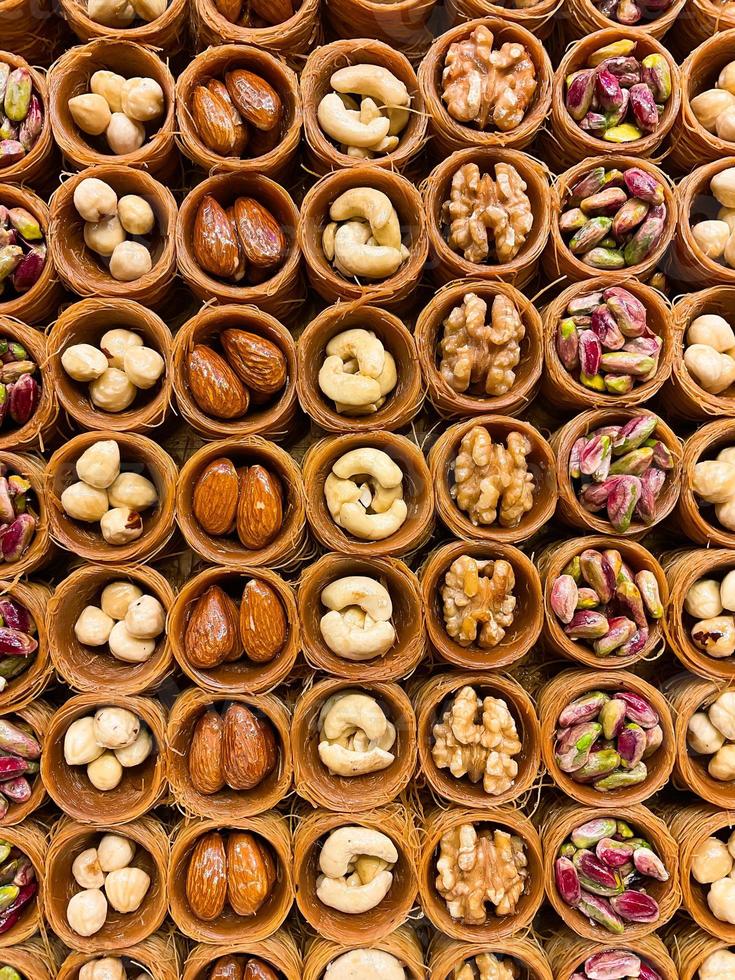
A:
[109,241,152,282]
[74,605,115,646]
[76,439,121,489]
[61,481,109,523]
[84,215,126,258]
[117,195,155,236]
[107,472,158,510]
[123,345,164,389]
[100,328,143,369]
[106,112,145,155]
[87,751,123,791]
[89,367,137,412]
[87,0,135,25]
[66,888,108,936]
[68,94,112,137]
[120,77,164,123]
[100,506,144,545]
[100,580,143,620]
[61,343,108,383]
[73,177,118,224]
[108,621,154,663]
[90,70,126,113]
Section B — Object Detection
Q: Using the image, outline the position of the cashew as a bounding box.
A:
[322,693,388,741]
[316,869,393,914]
[318,741,395,775]
[319,356,382,407]
[330,188,401,249]
[323,221,338,261]
[325,473,363,519]
[345,144,372,159]
[326,329,385,379]
[321,576,393,620]
[317,93,391,149]
[370,479,403,514]
[332,448,403,487]
[320,610,396,661]
[319,826,398,878]
[326,949,407,980]
[332,221,404,280]
[330,65,410,135]
[338,499,408,540]
[360,98,382,125]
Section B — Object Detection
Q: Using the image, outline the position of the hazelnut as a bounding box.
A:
[84,215,126,258]
[61,343,109,383]
[109,241,152,282]
[120,77,164,123]
[90,70,125,113]
[108,621,154,663]
[124,594,164,639]
[130,0,166,19]
[101,580,142,620]
[114,726,153,767]
[106,112,145,155]
[117,195,155,236]
[107,472,158,510]
[79,957,126,980]
[87,752,123,791]
[89,367,137,412]
[74,605,115,647]
[100,506,144,545]
[72,848,105,889]
[76,439,121,489]
[87,0,134,24]
[64,716,105,766]
[61,481,109,523]
[123,345,164,389]
[104,866,150,913]
[68,94,112,137]
[73,177,118,224]
[97,833,135,872]
[67,888,108,936]
[100,328,143,369]
[94,706,140,749]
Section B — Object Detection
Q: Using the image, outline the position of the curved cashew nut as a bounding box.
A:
[338,499,408,540]
[318,740,395,775]
[326,949,407,980]
[321,575,392,620]
[316,870,393,914]
[333,350,398,416]
[317,93,391,149]
[319,826,398,878]
[319,356,382,407]
[330,188,402,249]
[370,480,403,515]
[323,221,338,261]
[331,65,410,136]
[333,221,404,280]
[322,693,388,741]
[325,473,363,520]
[354,719,396,753]
[320,610,396,660]
[326,329,385,379]
[332,448,402,488]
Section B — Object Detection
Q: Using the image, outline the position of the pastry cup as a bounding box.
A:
[168,813,293,943]
[47,562,174,695]
[0,820,45,947]
[303,926,423,980]
[298,165,428,311]
[673,157,735,288]
[192,0,320,61]
[49,165,177,308]
[297,301,423,433]
[45,816,168,952]
[546,928,677,980]
[680,0,735,50]
[58,932,181,980]
[298,553,425,682]
[166,687,293,820]
[542,801,680,941]
[0,452,52,576]
[418,806,543,942]
[564,0,685,37]
[418,18,552,155]
[542,277,673,411]
[291,677,416,811]
[0,323,57,452]
[0,938,61,980]
[664,548,735,682]
[429,933,552,980]
[543,155,676,284]
[45,430,178,565]
[668,289,735,420]
[539,668,675,806]
[415,279,543,419]
[176,436,306,569]
[551,408,681,537]
[548,29,680,170]
[429,415,557,545]
[0,51,55,189]
[415,670,540,808]
[48,40,176,177]
[303,431,434,558]
[322,0,434,61]
[665,919,735,980]
[678,419,735,546]
[0,0,59,66]
[48,298,173,434]
[41,692,167,824]
[184,931,301,980]
[0,580,52,713]
[423,147,551,291]
[176,44,301,181]
[56,0,187,53]
[171,304,297,442]
[537,535,668,668]
[420,539,542,670]
[666,673,735,810]
[0,185,61,325]
[0,699,51,827]
[293,805,418,944]
[176,172,303,325]
[301,38,426,174]
[168,566,299,696]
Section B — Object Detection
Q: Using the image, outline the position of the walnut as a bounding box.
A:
[442,25,537,132]
[436,823,528,924]
[442,163,532,266]
[451,425,535,528]
[432,686,521,795]
[439,292,525,397]
[454,955,519,980]
[441,556,516,649]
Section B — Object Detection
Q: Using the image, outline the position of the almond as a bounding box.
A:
[210,956,244,980]
[185,584,241,669]
[221,329,287,400]
[191,85,239,157]
[226,831,275,916]
[222,703,277,791]
[244,961,280,980]
[224,70,282,132]
[193,194,242,279]
[233,197,287,271]
[193,457,239,535]
[213,0,242,24]
[187,345,249,420]
[240,578,287,663]
[207,79,248,155]
[186,830,228,921]
[189,709,225,795]
[250,0,295,25]
[236,464,282,550]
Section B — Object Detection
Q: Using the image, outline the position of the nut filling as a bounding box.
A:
[319,575,396,662]
[67,832,150,937]
[693,447,735,533]
[316,826,397,914]
[322,187,409,281]
[317,65,410,160]
[74,580,165,666]
[441,555,516,649]
[78,956,153,979]
[318,328,397,416]
[325,447,407,541]
[688,688,735,781]
[685,571,735,662]
[317,690,396,777]
[451,425,535,529]
[453,953,519,980]
[690,829,735,924]
[63,707,153,792]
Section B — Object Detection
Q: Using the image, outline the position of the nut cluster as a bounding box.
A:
[566,41,672,142]
[212,0,294,26]
[556,286,662,395]
[322,187,409,281]
[0,599,37,695]
[454,954,518,980]
[318,691,396,777]
[192,457,283,549]
[60,439,158,545]
[191,69,283,160]
[86,0,167,27]
[572,950,663,979]
[205,956,278,980]
[63,706,153,792]
[69,72,164,156]
[693,447,735,532]
[691,61,735,141]
[553,689,663,789]
[319,575,396,662]
[323,949,407,979]
[186,829,275,920]
[560,166,667,270]
[451,425,535,529]
[0,467,38,565]
[555,816,668,934]
[62,327,164,413]
[690,830,735,924]
[318,65,410,159]
[551,547,663,658]
[0,203,46,298]
[74,580,164,665]
[441,555,516,649]
[189,703,277,795]
[569,415,673,531]
[0,839,36,937]
[691,168,735,267]
[0,716,41,817]
[316,825,397,914]
[688,689,735,780]
[194,194,286,285]
[325,447,407,541]
[318,328,397,416]
[67,832,150,937]
[685,572,735,660]
[0,65,43,168]
[79,957,151,980]
[73,177,155,282]
[684,313,735,396]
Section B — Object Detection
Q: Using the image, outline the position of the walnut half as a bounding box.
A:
[451,425,535,528]
[454,954,520,980]
[441,555,516,649]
